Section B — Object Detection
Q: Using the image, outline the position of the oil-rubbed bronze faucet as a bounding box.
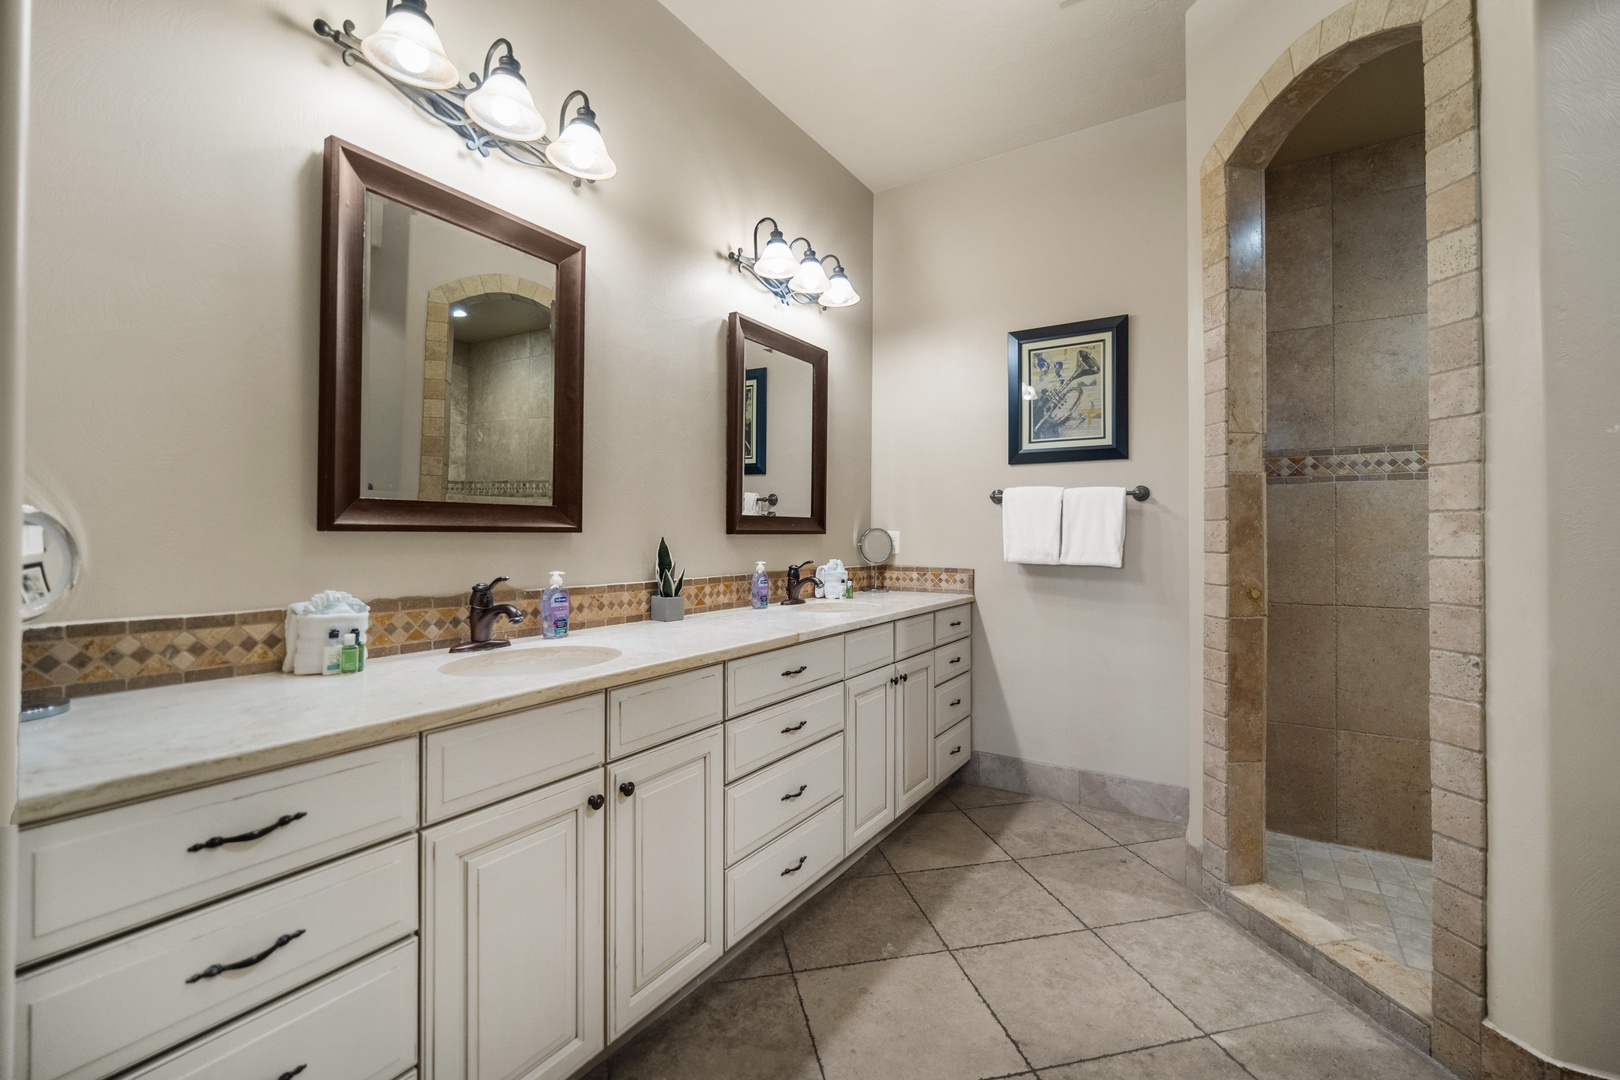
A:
[451,576,526,653]
[782,561,822,606]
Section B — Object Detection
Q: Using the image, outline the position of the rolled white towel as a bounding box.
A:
[1001,486,1063,565]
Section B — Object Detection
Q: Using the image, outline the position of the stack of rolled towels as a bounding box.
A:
[283,590,372,675]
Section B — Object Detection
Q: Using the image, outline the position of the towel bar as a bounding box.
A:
[990,486,1149,504]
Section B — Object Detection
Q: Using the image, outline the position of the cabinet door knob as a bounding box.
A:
[781,784,808,801]
[781,720,808,734]
[781,665,808,677]
[619,781,636,797]
[889,676,898,685]
[587,794,605,810]
[900,672,909,682]
[781,855,808,876]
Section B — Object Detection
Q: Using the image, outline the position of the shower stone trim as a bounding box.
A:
[1197,0,1487,1075]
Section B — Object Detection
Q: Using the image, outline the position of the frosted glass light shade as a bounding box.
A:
[466,68,547,141]
[788,255,832,296]
[361,4,458,89]
[754,233,798,280]
[818,270,860,307]
[545,117,617,180]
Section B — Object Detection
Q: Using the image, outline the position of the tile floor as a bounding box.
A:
[1263,831,1434,971]
[589,783,1450,1080]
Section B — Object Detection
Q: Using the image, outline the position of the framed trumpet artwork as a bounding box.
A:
[1007,314,1129,464]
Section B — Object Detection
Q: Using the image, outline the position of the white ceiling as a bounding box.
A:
[658,0,1196,191]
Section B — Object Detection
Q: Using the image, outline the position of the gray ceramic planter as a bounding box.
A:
[650,595,686,622]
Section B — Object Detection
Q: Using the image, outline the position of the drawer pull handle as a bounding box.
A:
[950,699,961,707]
[781,720,809,733]
[950,746,963,755]
[950,621,962,627]
[278,1067,308,1080]
[781,784,808,801]
[587,794,605,810]
[188,812,307,853]
[781,855,808,876]
[619,781,636,798]
[186,928,305,983]
[781,665,809,677]
[949,657,962,665]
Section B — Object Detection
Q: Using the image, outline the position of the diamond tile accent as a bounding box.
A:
[1265,445,1428,483]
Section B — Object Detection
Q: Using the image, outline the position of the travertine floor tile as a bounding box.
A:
[1096,911,1334,1032]
[1022,848,1202,927]
[781,873,944,970]
[955,931,1197,1068]
[964,800,1115,858]
[947,782,1041,810]
[1126,838,1187,882]
[1069,806,1188,845]
[902,861,1082,948]
[919,789,960,813]
[1038,1037,1253,1079]
[845,845,897,878]
[715,927,791,981]
[797,953,1027,1080]
[610,974,821,1080]
[1214,1006,1452,1079]
[879,809,1011,872]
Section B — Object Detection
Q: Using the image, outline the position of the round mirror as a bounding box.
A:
[858,527,894,566]
[21,504,81,622]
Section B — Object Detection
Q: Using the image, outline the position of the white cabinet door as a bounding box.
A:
[607,727,724,1039]
[843,667,896,851]
[894,654,934,814]
[423,770,606,1080]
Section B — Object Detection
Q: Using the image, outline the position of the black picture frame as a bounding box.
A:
[1007,314,1129,465]
[743,366,767,475]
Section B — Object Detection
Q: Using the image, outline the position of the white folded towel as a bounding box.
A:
[742,491,760,516]
[1001,486,1064,565]
[1060,487,1127,567]
[283,590,371,674]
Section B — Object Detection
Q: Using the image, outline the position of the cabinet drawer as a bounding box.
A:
[122,938,417,1080]
[725,734,844,865]
[16,837,418,1080]
[934,605,972,645]
[935,717,972,781]
[725,683,844,781]
[895,614,934,659]
[843,623,894,677]
[726,637,844,717]
[18,740,418,964]
[932,638,971,681]
[424,694,604,823]
[725,799,845,949]
[934,673,972,736]
[609,665,723,758]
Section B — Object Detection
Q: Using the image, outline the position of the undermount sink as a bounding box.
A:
[439,644,622,677]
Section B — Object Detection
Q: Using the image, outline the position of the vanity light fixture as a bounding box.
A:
[314,2,617,187]
[729,218,861,309]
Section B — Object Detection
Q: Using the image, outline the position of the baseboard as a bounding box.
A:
[958,750,1189,824]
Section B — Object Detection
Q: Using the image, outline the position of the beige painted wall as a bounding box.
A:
[23,0,873,621]
[872,102,1190,790]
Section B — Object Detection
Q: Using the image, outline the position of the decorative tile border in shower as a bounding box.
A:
[20,564,973,706]
[1265,445,1428,483]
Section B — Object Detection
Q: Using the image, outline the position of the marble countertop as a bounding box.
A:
[17,591,972,825]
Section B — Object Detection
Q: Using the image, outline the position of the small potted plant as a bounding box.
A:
[651,537,686,622]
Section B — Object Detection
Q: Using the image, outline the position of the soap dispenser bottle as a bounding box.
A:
[752,561,770,609]
[541,571,571,638]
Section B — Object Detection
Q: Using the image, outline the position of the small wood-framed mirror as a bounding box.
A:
[727,313,827,534]
[318,137,584,531]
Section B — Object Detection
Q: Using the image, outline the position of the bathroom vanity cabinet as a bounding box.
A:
[12,597,973,1080]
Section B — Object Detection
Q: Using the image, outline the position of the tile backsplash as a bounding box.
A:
[20,565,973,707]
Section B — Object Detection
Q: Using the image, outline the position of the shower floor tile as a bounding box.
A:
[1264,832,1433,971]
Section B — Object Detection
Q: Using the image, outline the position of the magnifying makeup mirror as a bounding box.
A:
[857,527,894,591]
[20,504,81,721]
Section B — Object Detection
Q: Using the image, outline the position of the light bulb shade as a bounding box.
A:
[361,2,459,89]
[545,116,617,180]
[465,68,547,141]
[788,255,832,296]
[818,270,860,308]
[753,232,799,280]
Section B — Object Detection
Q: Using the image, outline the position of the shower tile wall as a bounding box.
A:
[447,328,555,502]
[1263,135,1431,860]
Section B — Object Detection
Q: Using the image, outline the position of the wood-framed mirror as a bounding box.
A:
[727,313,827,534]
[318,137,584,531]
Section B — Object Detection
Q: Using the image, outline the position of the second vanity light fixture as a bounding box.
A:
[313,0,617,185]
[729,218,861,309]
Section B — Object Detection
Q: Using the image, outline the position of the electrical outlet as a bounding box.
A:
[889,531,900,556]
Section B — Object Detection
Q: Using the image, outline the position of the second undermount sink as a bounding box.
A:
[439,644,622,677]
